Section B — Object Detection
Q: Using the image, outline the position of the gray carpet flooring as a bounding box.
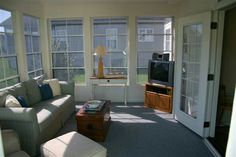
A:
[57,103,214,157]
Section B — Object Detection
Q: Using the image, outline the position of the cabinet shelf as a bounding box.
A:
[145,83,173,113]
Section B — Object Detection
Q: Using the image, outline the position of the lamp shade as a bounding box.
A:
[95,45,106,57]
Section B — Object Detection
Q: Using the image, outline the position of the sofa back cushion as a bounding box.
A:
[23,79,42,105]
[7,83,29,106]
[43,79,61,97]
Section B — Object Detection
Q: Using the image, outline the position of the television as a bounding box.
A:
[148,60,174,86]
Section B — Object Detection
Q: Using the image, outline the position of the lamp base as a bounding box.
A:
[97,56,104,78]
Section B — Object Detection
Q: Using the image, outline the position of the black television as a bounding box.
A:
[148,60,174,86]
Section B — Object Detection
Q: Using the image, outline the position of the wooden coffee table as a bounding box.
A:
[76,100,111,142]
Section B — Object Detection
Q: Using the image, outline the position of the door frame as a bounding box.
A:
[208,10,225,137]
[208,3,236,137]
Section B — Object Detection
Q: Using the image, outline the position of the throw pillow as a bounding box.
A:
[5,95,22,108]
[16,96,29,107]
[43,79,61,97]
[0,91,9,107]
[23,79,42,105]
[7,83,30,106]
[38,83,53,100]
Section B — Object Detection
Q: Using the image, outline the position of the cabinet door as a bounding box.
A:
[145,91,156,108]
[157,94,171,112]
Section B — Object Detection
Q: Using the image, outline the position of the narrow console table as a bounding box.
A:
[90,76,127,105]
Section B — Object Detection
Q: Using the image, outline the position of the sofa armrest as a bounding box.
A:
[0,108,40,156]
[0,108,37,122]
[59,81,75,97]
[2,129,21,156]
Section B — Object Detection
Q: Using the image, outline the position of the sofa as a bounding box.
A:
[2,129,30,157]
[0,78,75,156]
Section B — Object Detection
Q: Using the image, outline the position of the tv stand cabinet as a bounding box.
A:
[145,83,173,113]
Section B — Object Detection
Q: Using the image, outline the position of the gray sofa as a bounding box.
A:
[0,79,75,156]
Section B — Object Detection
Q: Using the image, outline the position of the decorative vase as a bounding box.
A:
[97,56,104,78]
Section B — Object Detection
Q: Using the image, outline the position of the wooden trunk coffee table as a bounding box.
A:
[76,100,111,142]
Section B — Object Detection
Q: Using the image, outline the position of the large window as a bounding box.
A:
[23,15,43,78]
[93,17,128,75]
[50,19,84,83]
[0,9,19,88]
[136,17,173,84]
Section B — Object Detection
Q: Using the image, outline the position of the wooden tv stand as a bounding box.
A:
[145,83,173,113]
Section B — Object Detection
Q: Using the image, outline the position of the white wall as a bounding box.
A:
[179,0,216,17]
[0,0,43,17]
[42,1,181,102]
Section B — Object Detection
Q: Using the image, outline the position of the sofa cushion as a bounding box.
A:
[38,84,53,100]
[5,95,22,108]
[41,131,107,157]
[0,90,9,107]
[43,79,61,97]
[23,79,42,105]
[33,95,73,131]
[7,151,30,157]
[7,83,29,106]
[60,81,75,96]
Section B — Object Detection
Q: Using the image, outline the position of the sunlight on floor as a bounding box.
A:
[115,105,144,108]
[111,112,157,123]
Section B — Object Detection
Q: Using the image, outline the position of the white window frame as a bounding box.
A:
[105,28,118,50]
[164,22,172,53]
[23,15,43,78]
[136,17,173,84]
[50,18,85,83]
[0,8,19,88]
[92,17,128,76]
[138,28,154,42]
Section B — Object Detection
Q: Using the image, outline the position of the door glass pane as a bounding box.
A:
[180,24,202,119]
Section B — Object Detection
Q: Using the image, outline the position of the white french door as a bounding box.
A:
[174,12,211,137]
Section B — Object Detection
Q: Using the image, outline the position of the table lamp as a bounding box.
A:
[95,45,106,78]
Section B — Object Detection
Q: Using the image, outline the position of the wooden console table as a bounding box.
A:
[145,83,173,113]
[90,75,127,105]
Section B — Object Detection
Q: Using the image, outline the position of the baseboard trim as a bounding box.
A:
[204,138,222,157]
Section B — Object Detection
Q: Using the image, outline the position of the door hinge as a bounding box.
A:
[208,74,214,81]
[204,122,210,128]
[211,22,218,30]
